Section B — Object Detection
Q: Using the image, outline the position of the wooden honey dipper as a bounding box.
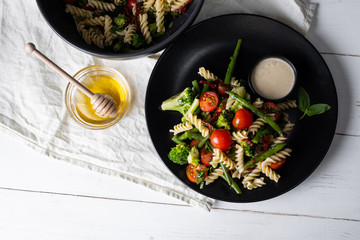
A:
[25,43,118,118]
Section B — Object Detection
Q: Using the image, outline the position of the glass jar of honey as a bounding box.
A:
[65,65,131,129]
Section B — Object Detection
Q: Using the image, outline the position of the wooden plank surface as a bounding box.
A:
[0,188,359,240]
[1,0,360,239]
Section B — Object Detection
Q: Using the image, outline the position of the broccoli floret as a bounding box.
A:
[149,22,157,35]
[114,17,127,28]
[241,140,255,157]
[214,109,234,130]
[161,87,195,115]
[229,86,245,112]
[131,33,146,49]
[168,143,191,165]
[187,146,200,166]
[112,39,124,52]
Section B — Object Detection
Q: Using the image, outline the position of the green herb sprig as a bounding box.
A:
[298,87,331,119]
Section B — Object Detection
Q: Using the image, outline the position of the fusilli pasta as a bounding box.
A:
[65,4,92,18]
[232,130,248,143]
[232,144,245,179]
[83,16,105,26]
[260,160,280,182]
[143,0,156,12]
[185,113,210,138]
[266,148,292,163]
[155,0,165,32]
[169,122,193,135]
[230,77,242,87]
[87,0,115,11]
[248,117,266,134]
[211,149,236,170]
[139,13,152,44]
[252,98,264,109]
[198,67,218,80]
[270,135,287,147]
[204,168,224,185]
[171,0,189,11]
[277,100,297,111]
[124,24,136,44]
[282,122,295,135]
[104,15,115,45]
[242,164,262,190]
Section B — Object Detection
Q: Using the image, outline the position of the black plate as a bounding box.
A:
[145,14,338,202]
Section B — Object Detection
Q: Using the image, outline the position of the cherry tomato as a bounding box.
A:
[189,139,200,148]
[232,109,253,130]
[186,164,208,183]
[217,81,231,96]
[210,129,232,151]
[269,158,286,169]
[200,147,212,166]
[200,91,219,112]
[126,0,138,10]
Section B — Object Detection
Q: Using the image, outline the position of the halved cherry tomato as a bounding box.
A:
[186,164,208,183]
[209,99,227,123]
[269,158,286,169]
[217,81,231,96]
[263,102,277,112]
[126,0,138,10]
[210,129,232,151]
[200,91,219,112]
[186,164,197,183]
[232,109,253,130]
[189,139,200,148]
[200,147,212,166]
[262,102,280,120]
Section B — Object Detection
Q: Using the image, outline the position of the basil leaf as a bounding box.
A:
[298,87,310,112]
[307,104,331,116]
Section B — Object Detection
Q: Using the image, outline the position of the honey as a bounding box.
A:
[75,74,125,124]
[65,66,131,129]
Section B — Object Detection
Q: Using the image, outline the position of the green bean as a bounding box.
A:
[197,135,209,148]
[226,91,282,135]
[244,143,286,169]
[192,80,200,96]
[252,128,272,144]
[177,131,203,141]
[201,81,211,94]
[224,39,242,84]
[219,163,242,194]
[171,136,184,144]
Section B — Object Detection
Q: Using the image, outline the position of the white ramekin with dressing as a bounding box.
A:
[249,56,297,101]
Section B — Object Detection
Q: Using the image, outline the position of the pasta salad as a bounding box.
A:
[64,0,192,52]
[161,39,297,194]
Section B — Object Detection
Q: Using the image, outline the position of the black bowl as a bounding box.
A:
[36,0,204,59]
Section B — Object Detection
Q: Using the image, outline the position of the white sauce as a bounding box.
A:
[251,57,295,100]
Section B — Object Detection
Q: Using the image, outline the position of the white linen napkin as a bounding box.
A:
[0,0,317,210]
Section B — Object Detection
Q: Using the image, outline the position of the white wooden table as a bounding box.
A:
[1,1,359,239]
